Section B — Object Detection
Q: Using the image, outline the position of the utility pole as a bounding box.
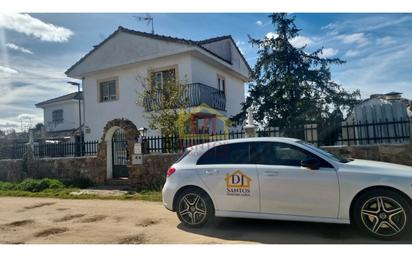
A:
[67,82,83,155]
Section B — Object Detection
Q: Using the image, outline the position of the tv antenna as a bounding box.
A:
[134,14,154,34]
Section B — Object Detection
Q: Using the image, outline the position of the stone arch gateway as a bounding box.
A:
[100,119,139,179]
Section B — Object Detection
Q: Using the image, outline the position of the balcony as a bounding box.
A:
[144,83,226,112]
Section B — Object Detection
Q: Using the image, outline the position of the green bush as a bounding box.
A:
[15,178,65,192]
[0,182,17,191]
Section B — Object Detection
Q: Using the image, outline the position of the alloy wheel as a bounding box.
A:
[178,193,207,225]
[361,196,407,237]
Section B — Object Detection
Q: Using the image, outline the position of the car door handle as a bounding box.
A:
[263,171,279,176]
[205,169,218,175]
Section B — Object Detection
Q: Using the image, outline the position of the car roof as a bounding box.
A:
[187,137,301,151]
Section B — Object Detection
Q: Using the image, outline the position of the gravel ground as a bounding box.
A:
[1,197,411,244]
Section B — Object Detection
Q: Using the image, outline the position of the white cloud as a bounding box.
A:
[337,33,369,46]
[344,49,360,57]
[0,13,73,42]
[265,32,278,39]
[17,113,37,120]
[318,48,338,58]
[323,15,412,34]
[0,65,18,74]
[256,20,263,26]
[376,36,396,46]
[235,41,245,54]
[289,35,313,48]
[6,43,33,54]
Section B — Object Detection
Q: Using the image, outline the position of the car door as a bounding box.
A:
[197,142,260,213]
[252,142,339,218]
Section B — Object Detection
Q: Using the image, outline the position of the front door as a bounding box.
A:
[197,142,259,213]
[252,142,339,218]
[112,128,129,178]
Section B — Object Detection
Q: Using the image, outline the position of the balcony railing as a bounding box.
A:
[144,83,226,112]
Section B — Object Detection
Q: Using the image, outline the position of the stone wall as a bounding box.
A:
[322,144,412,166]
[0,159,25,182]
[0,156,105,184]
[26,156,106,184]
[128,153,180,190]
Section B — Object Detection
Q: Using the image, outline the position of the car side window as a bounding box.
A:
[251,142,333,168]
[275,143,310,166]
[197,143,251,165]
[197,147,215,165]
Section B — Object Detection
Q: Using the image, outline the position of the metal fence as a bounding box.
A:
[143,130,245,153]
[337,118,410,145]
[33,141,99,158]
[142,119,411,153]
[0,143,28,160]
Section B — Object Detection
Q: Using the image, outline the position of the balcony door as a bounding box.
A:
[151,68,176,89]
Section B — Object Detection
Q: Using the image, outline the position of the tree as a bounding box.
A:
[136,73,191,136]
[34,123,44,131]
[233,13,361,128]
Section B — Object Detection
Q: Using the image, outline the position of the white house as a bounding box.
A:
[35,92,84,141]
[65,26,251,141]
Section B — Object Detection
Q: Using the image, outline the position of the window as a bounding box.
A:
[99,79,117,102]
[197,143,250,165]
[250,142,333,168]
[151,68,176,89]
[52,109,63,124]
[217,75,226,95]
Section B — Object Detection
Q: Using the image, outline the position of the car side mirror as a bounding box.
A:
[301,157,320,170]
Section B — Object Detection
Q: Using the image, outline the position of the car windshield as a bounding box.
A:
[297,141,351,163]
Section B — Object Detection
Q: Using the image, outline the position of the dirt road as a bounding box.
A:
[1,197,411,244]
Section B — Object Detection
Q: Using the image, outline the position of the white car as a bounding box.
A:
[162,137,412,239]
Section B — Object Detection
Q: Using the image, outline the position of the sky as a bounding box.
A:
[0,13,412,131]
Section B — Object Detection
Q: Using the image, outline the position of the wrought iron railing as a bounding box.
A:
[144,82,226,112]
[33,141,98,158]
[141,119,412,153]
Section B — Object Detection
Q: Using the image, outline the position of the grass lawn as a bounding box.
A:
[0,179,162,201]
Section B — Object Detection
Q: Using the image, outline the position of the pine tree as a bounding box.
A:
[233,13,361,128]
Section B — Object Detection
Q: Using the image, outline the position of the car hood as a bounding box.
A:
[342,159,412,177]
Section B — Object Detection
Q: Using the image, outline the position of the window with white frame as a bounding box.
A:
[217,75,226,95]
[99,79,117,102]
[52,109,63,124]
[151,68,176,89]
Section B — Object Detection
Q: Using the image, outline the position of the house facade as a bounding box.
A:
[65,27,251,141]
[35,92,84,140]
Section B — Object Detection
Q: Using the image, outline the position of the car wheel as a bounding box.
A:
[176,189,214,228]
[353,189,412,240]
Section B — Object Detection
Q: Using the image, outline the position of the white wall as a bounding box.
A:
[68,31,194,78]
[42,100,83,132]
[83,54,192,141]
[82,53,246,141]
[190,56,245,117]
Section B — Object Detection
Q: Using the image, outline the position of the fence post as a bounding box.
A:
[304,124,318,145]
[243,108,256,138]
[409,115,412,144]
[24,129,35,160]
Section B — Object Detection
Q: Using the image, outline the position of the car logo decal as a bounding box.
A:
[224,170,251,196]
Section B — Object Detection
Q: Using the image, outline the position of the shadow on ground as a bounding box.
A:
[178,217,412,244]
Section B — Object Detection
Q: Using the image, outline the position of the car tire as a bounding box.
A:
[176,189,214,228]
[353,188,412,240]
